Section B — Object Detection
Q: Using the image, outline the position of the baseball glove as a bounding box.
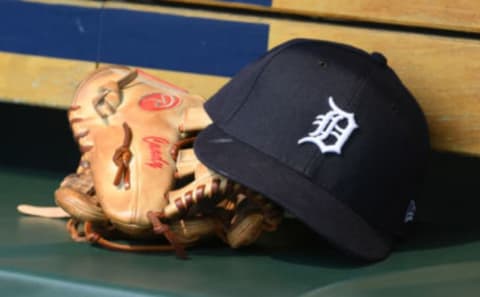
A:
[18,66,282,258]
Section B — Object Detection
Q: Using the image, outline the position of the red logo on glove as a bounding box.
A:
[139,93,181,111]
[143,136,170,169]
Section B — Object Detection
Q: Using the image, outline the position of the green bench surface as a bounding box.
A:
[2,165,480,297]
[1,104,480,296]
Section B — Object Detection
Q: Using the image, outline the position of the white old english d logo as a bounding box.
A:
[298,97,358,154]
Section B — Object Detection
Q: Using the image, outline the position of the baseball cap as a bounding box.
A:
[194,39,430,261]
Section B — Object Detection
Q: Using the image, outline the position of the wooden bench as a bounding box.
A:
[1,0,480,155]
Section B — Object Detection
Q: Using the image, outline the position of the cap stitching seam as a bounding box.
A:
[221,41,305,123]
[222,40,379,125]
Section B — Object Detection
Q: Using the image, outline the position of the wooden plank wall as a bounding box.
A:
[163,0,480,33]
[0,0,479,155]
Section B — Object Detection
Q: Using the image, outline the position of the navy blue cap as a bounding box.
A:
[194,39,430,261]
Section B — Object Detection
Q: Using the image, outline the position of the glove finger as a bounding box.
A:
[180,106,212,133]
[226,212,264,248]
[169,218,219,244]
[164,166,228,218]
[55,187,107,223]
[175,148,200,178]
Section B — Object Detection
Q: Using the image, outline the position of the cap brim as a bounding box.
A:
[194,124,393,261]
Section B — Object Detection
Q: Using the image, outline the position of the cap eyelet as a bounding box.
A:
[317,60,327,68]
[391,103,399,113]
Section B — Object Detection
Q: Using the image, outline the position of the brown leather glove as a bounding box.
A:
[19,66,282,258]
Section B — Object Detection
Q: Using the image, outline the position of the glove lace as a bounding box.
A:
[113,123,133,190]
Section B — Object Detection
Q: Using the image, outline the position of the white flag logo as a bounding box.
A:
[298,97,358,155]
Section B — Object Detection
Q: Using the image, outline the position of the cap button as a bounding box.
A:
[370,52,387,65]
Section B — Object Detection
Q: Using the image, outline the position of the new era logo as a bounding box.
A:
[404,200,416,223]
